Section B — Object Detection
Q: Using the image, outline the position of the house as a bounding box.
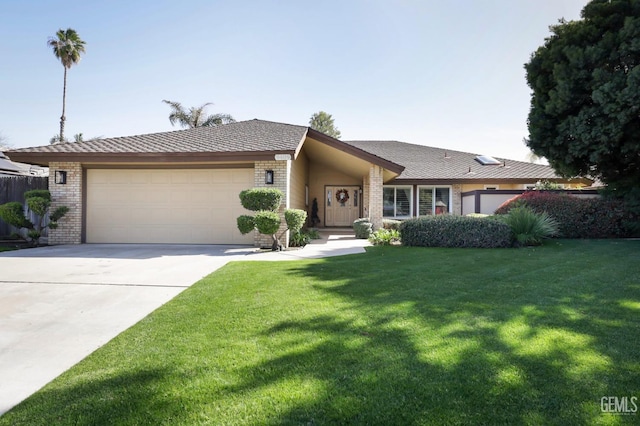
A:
[6,119,591,246]
[0,152,48,177]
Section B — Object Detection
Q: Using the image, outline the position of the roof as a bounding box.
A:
[5,119,585,183]
[7,119,308,163]
[342,140,577,182]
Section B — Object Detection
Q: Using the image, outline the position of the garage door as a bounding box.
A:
[86,169,254,244]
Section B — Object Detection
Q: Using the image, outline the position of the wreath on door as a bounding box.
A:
[336,189,349,204]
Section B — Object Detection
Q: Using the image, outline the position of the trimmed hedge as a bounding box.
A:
[239,188,283,212]
[400,215,513,248]
[284,209,307,233]
[237,215,255,235]
[382,219,401,230]
[0,202,32,229]
[254,211,281,235]
[353,218,373,239]
[495,191,629,238]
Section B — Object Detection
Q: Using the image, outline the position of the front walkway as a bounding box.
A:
[245,228,370,260]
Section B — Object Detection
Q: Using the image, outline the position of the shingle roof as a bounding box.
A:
[8,119,308,154]
[7,118,580,182]
[342,140,564,181]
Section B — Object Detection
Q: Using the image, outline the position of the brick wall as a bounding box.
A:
[452,184,462,215]
[368,165,383,230]
[362,173,370,219]
[253,160,290,248]
[48,162,82,244]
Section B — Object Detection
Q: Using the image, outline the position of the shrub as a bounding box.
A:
[289,231,311,247]
[501,206,559,246]
[495,191,628,238]
[310,198,321,227]
[400,215,513,248]
[236,215,255,235]
[353,218,373,239]
[0,190,69,246]
[25,189,51,202]
[0,202,32,229]
[254,211,281,236]
[382,219,401,230]
[236,189,310,249]
[284,209,307,234]
[369,228,401,246]
[306,229,321,239]
[239,188,283,211]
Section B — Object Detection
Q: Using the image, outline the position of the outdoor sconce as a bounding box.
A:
[55,170,67,185]
[265,170,274,185]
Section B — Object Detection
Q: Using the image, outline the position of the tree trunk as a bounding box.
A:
[59,67,67,142]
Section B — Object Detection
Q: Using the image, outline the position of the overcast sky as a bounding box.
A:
[1,0,588,161]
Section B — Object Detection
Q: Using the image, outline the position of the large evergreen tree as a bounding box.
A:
[525,0,640,194]
[48,28,86,143]
[309,111,341,139]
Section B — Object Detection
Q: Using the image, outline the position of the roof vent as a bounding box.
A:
[475,155,502,166]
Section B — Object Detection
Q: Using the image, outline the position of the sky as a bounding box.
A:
[1,0,588,162]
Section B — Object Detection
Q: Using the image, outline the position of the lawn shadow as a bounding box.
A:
[1,367,185,426]
[230,242,640,425]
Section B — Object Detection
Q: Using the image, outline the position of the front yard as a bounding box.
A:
[2,240,639,425]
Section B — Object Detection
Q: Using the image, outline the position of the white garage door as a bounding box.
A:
[86,169,254,244]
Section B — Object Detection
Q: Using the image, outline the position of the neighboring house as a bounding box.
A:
[0,152,48,177]
[6,119,591,246]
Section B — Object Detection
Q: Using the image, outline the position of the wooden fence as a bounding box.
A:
[0,176,48,237]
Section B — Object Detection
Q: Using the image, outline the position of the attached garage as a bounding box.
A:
[86,168,254,244]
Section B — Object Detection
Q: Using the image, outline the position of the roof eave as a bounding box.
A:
[5,150,298,167]
[306,129,405,174]
[388,177,594,185]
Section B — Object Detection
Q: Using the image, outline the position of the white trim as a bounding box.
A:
[383,185,413,218]
[417,185,453,216]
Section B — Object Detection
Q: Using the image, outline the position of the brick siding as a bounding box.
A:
[48,162,82,244]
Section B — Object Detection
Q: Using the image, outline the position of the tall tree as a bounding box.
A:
[309,111,341,139]
[47,28,86,143]
[524,0,640,194]
[162,100,235,128]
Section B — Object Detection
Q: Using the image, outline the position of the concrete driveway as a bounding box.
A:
[0,244,255,415]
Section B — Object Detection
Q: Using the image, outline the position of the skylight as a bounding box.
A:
[475,155,502,166]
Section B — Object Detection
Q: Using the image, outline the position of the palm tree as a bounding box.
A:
[48,28,86,143]
[49,134,68,145]
[162,100,235,128]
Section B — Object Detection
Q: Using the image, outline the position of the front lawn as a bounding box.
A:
[2,240,639,425]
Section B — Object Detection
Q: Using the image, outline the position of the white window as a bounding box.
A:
[383,186,412,218]
[417,186,452,215]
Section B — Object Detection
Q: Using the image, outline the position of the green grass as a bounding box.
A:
[0,247,14,252]
[2,240,639,425]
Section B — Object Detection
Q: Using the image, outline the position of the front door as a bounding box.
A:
[325,186,361,227]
